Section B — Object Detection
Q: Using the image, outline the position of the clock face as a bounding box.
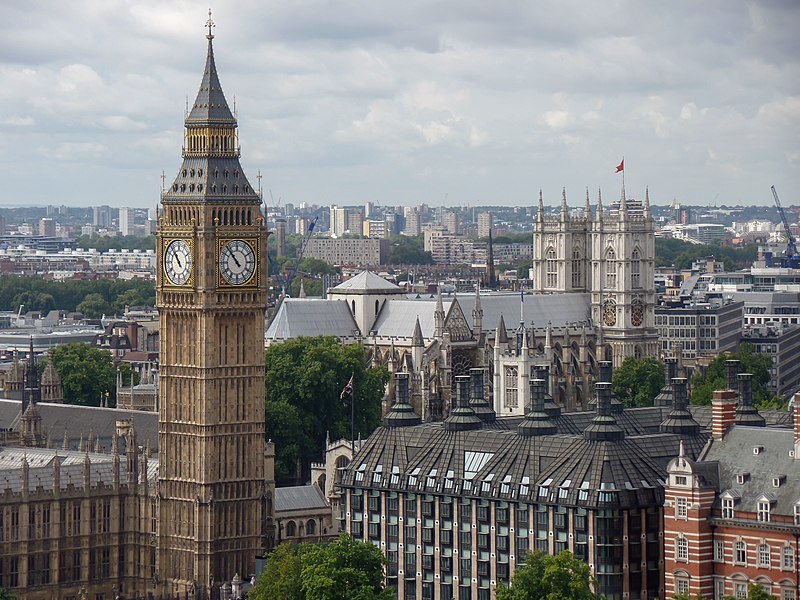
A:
[164,239,193,285]
[219,239,257,285]
[631,302,644,327]
[603,301,617,327]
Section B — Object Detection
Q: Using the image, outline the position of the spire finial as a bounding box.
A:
[206,8,215,40]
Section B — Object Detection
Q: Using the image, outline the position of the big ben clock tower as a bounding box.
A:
[156,14,272,596]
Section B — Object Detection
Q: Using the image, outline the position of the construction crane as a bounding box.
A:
[771,185,797,258]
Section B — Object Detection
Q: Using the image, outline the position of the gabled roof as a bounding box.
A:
[372,299,450,339]
[458,292,592,333]
[329,271,403,294]
[274,484,328,512]
[266,299,360,341]
[700,426,800,517]
[0,399,158,453]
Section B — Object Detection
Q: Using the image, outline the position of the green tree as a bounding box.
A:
[76,293,112,318]
[50,343,132,406]
[301,534,393,600]
[690,343,778,407]
[11,291,56,313]
[388,235,433,265]
[251,535,392,600]
[264,337,388,483]
[249,542,306,600]
[496,550,599,600]
[0,586,15,600]
[612,356,666,408]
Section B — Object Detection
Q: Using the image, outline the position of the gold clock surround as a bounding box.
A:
[163,238,195,286]
[217,238,258,287]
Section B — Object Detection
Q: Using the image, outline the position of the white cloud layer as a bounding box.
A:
[0,0,798,207]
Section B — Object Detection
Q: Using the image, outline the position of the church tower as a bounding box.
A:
[157,15,271,596]
[590,187,658,365]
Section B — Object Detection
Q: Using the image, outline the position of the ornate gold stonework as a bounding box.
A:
[156,21,273,597]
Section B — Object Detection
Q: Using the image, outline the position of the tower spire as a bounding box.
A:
[560,187,568,220]
[206,8,215,40]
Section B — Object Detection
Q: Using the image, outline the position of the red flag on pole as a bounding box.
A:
[340,374,354,401]
[615,159,624,173]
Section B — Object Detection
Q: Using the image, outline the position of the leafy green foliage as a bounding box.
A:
[0,586,15,600]
[50,343,133,406]
[76,293,111,318]
[496,550,599,600]
[655,238,758,270]
[388,235,433,265]
[690,343,778,407]
[250,535,393,600]
[264,337,388,483]
[0,277,155,315]
[612,356,666,408]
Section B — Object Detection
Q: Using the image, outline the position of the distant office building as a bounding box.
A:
[477,212,493,238]
[119,207,134,236]
[741,323,800,398]
[665,223,726,245]
[38,218,56,237]
[655,301,744,359]
[305,238,388,266]
[92,205,112,228]
[363,219,391,240]
[443,211,460,235]
[296,216,311,236]
[404,208,422,236]
[330,206,363,237]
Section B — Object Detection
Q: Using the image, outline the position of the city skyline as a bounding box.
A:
[0,1,798,209]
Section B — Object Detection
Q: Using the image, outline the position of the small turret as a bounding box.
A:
[584,382,624,442]
[383,373,422,428]
[735,373,765,427]
[469,368,495,424]
[518,379,557,436]
[443,375,483,432]
[560,188,568,220]
[660,378,700,435]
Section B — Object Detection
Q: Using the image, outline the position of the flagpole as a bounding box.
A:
[622,156,625,190]
[349,373,355,455]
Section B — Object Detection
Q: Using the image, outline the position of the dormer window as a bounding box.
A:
[753,445,764,455]
[736,472,749,485]
[773,475,786,487]
[794,504,800,525]
[722,496,735,519]
[758,500,771,522]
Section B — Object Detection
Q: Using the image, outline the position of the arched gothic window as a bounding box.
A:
[546,248,558,288]
[571,247,582,289]
[605,248,617,289]
[631,248,642,288]
[676,537,689,561]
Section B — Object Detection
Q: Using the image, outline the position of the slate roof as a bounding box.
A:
[458,292,592,333]
[0,447,158,492]
[699,426,800,517]
[372,299,449,340]
[342,396,709,508]
[275,484,328,512]
[330,271,403,294]
[265,299,360,341]
[186,36,236,124]
[0,399,158,453]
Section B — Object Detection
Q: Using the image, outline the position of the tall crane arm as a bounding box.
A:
[771,185,798,257]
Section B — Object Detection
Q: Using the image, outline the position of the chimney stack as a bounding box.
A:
[735,373,765,427]
[726,359,740,391]
[711,389,737,440]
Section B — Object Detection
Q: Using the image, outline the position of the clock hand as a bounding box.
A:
[175,255,182,268]
[232,254,242,268]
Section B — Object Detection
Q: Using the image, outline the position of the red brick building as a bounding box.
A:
[664,389,800,600]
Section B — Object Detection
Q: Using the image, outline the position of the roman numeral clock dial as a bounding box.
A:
[164,239,193,285]
[219,239,257,286]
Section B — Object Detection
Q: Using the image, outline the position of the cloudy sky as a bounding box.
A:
[1,1,798,209]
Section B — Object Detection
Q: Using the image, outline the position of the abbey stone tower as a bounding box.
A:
[531,187,658,365]
[157,15,274,596]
